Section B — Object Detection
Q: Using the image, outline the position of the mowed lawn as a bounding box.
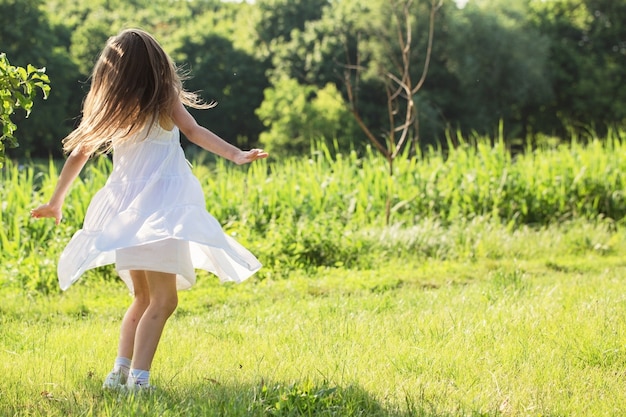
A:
[1,251,626,416]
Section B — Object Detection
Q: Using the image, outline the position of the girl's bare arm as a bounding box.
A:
[171,100,268,165]
[31,147,91,224]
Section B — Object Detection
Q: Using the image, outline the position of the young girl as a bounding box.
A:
[31,28,268,390]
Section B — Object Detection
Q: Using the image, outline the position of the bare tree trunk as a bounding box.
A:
[344,0,442,225]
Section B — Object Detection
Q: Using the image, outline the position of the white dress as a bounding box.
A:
[57,122,262,292]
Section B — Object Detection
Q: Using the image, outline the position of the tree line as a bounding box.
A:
[1,0,624,160]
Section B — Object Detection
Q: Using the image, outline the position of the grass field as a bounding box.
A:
[2,235,626,416]
[3,136,626,415]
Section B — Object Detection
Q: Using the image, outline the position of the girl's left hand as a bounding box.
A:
[234,149,269,165]
[31,203,63,225]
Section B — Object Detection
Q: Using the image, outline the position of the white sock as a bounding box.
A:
[113,357,131,376]
[128,368,150,386]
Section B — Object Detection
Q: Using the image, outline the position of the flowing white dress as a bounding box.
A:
[57,122,262,292]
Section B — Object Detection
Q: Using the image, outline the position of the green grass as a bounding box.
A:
[3,136,626,415]
[2,242,626,416]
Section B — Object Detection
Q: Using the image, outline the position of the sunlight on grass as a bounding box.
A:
[2,254,626,416]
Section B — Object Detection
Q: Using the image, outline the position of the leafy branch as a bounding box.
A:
[0,53,51,166]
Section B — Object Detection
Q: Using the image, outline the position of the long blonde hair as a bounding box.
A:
[63,28,214,155]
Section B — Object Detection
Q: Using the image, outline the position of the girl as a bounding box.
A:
[31,28,268,390]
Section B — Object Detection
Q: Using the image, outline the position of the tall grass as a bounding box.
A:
[3,134,626,291]
[196,134,626,229]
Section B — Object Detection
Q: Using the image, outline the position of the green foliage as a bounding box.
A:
[252,0,330,50]
[528,0,626,137]
[1,0,624,159]
[441,1,552,140]
[266,0,362,84]
[171,21,269,149]
[0,0,80,159]
[0,53,50,167]
[70,14,120,75]
[256,77,359,155]
[254,382,358,416]
[5,133,626,292]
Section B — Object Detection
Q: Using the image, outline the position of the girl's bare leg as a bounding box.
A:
[130,270,178,371]
[117,270,150,360]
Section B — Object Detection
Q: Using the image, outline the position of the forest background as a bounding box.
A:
[2,0,625,160]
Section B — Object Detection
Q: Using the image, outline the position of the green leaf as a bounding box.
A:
[16,66,27,81]
[0,54,51,162]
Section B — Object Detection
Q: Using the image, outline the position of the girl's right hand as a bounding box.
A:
[233,149,269,165]
[31,203,63,225]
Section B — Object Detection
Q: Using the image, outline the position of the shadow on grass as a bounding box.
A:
[1,370,510,417]
[106,379,409,417]
[3,377,487,417]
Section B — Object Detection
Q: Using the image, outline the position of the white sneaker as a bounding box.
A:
[124,375,156,393]
[102,370,127,389]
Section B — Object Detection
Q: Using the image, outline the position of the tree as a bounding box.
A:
[252,0,330,57]
[256,77,359,156]
[0,53,50,166]
[440,1,552,142]
[344,0,443,224]
[528,0,626,137]
[170,13,269,150]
